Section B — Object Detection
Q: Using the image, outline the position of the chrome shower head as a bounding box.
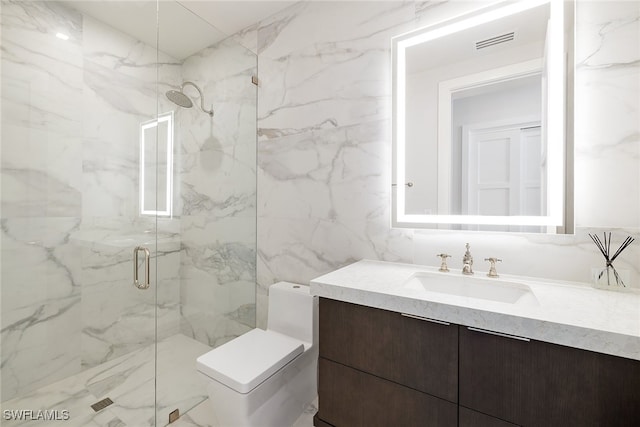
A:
[165,81,213,117]
[166,89,193,108]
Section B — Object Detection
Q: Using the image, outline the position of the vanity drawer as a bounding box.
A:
[319,297,458,402]
[459,325,640,426]
[317,357,457,427]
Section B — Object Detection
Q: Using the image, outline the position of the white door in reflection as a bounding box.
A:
[462,123,542,218]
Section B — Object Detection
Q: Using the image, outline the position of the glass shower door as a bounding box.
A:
[1,0,257,425]
[1,0,159,425]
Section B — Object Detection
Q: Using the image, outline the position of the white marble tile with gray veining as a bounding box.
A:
[1,126,83,218]
[0,295,82,402]
[179,215,256,346]
[258,120,392,221]
[256,217,412,285]
[1,217,83,400]
[0,334,210,427]
[80,19,180,219]
[179,216,256,284]
[1,1,84,218]
[177,39,256,219]
[168,397,316,427]
[71,217,181,371]
[175,33,258,347]
[78,235,181,368]
[256,119,413,325]
[256,1,416,141]
[574,1,640,229]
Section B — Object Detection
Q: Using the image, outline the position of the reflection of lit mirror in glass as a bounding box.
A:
[140,112,173,217]
[392,0,573,233]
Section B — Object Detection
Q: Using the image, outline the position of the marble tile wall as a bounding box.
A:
[253,0,640,328]
[177,37,257,347]
[1,0,85,401]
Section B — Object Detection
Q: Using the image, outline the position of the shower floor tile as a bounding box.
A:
[0,334,211,427]
[170,397,317,427]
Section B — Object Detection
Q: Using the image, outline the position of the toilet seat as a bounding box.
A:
[196,329,305,394]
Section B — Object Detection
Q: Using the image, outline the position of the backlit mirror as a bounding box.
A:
[392,0,574,233]
[140,112,174,217]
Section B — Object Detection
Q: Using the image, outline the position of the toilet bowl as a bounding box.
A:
[196,282,318,427]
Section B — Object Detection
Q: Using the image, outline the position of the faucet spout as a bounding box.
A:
[462,243,474,275]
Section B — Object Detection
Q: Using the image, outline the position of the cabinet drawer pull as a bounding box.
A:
[467,326,530,342]
[401,313,450,325]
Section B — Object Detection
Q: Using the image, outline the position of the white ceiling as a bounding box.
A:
[406,3,549,74]
[177,1,296,38]
[66,0,296,60]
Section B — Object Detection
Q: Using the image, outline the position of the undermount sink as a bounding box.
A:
[402,272,538,305]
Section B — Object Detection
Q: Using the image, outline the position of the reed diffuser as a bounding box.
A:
[589,232,634,287]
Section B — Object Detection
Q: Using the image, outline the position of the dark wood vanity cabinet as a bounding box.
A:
[459,326,640,427]
[315,298,640,427]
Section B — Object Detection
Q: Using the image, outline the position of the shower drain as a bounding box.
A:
[90,397,114,412]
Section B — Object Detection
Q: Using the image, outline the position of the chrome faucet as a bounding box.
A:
[462,243,474,275]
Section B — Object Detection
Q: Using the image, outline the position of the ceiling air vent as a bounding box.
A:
[475,32,515,50]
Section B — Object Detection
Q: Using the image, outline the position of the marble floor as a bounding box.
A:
[172,398,317,427]
[0,334,211,427]
[1,333,317,427]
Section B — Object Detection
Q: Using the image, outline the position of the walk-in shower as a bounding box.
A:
[0,1,257,426]
[166,81,214,117]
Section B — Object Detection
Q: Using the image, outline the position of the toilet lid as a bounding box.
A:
[196,329,304,394]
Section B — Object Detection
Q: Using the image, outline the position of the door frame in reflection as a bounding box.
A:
[437,58,542,215]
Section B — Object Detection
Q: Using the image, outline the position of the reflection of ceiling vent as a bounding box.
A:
[475,32,515,50]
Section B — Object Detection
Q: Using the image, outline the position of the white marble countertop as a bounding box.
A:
[310,260,640,361]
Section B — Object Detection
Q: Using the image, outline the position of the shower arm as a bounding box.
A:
[182,81,214,117]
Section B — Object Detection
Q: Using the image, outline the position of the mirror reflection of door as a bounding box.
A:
[448,70,543,214]
[461,123,543,232]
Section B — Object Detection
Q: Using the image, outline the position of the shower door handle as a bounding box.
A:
[133,246,151,290]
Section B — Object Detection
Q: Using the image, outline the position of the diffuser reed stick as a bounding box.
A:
[588,232,634,287]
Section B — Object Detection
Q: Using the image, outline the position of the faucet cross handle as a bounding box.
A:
[436,254,451,272]
[485,257,502,278]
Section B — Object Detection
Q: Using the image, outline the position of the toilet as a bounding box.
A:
[196,282,318,427]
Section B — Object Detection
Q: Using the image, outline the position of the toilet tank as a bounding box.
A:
[267,282,318,346]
